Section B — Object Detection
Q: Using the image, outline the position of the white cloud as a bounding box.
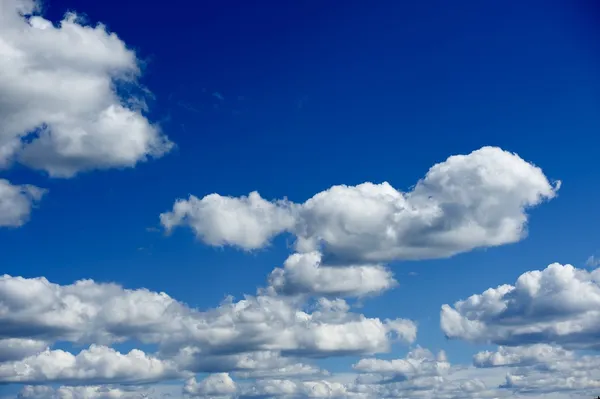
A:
[234,364,504,399]
[473,345,600,396]
[441,263,600,349]
[268,252,397,297]
[230,346,600,398]
[473,344,572,368]
[0,179,45,227]
[161,146,558,263]
[2,1,585,399]
[0,0,173,228]
[0,345,183,384]
[240,378,351,398]
[172,348,321,379]
[184,373,237,398]
[160,191,296,250]
[11,343,600,399]
[353,347,450,383]
[0,0,172,178]
[0,274,415,361]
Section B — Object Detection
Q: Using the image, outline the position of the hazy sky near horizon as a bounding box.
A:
[1,0,600,398]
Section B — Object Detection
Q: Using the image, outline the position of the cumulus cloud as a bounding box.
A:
[474,345,600,395]
[268,252,397,297]
[441,263,600,349]
[473,344,572,368]
[235,365,502,399]
[160,146,558,263]
[353,347,450,384]
[0,0,173,228]
[14,344,600,399]
[240,378,350,398]
[0,0,172,177]
[184,373,237,398]
[160,191,296,250]
[0,179,45,227]
[172,348,321,379]
[230,346,600,399]
[0,345,183,384]
[0,274,415,361]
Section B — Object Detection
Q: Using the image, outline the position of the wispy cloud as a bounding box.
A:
[585,254,600,268]
[176,101,201,113]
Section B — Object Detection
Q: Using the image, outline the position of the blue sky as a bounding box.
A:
[1,0,600,398]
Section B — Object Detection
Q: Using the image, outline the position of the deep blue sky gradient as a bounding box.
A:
[2,0,600,366]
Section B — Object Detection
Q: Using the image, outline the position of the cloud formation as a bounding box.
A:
[0,0,173,228]
[184,373,237,398]
[16,345,600,399]
[0,345,183,384]
[0,274,415,365]
[0,179,45,227]
[161,146,558,263]
[1,1,586,399]
[231,351,504,399]
[268,252,397,297]
[0,0,172,177]
[441,263,600,349]
[473,344,572,368]
[5,271,600,399]
[17,385,153,399]
[473,344,600,395]
[353,347,450,384]
[160,191,296,250]
[172,348,321,378]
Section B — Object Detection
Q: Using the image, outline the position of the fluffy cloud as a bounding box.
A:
[0,275,415,361]
[473,345,600,395]
[441,263,600,349]
[172,348,321,378]
[473,344,572,368]
[353,347,450,384]
[184,373,237,397]
[0,179,45,227]
[235,364,503,399]
[268,252,397,297]
[160,191,296,250]
[230,346,600,399]
[161,146,558,263]
[0,345,183,384]
[0,0,172,228]
[240,378,351,398]
[346,375,501,399]
[14,344,600,399]
[0,0,172,177]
